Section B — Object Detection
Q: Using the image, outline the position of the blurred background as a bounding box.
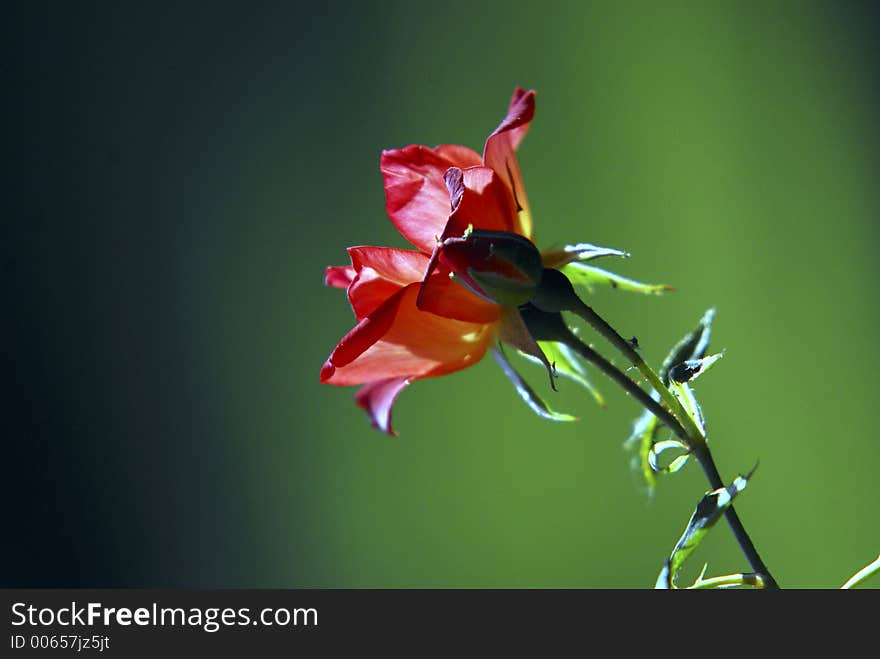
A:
[5,1,879,588]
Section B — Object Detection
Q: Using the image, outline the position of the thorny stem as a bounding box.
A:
[561,332,687,445]
[692,444,779,589]
[564,300,780,589]
[569,299,706,444]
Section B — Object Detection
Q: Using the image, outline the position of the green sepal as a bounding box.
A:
[561,262,673,296]
[492,347,577,423]
[518,340,605,408]
[541,243,630,269]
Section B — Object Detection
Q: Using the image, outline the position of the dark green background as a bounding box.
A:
[6,2,879,588]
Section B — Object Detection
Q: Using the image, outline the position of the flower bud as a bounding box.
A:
[435,229,544,307]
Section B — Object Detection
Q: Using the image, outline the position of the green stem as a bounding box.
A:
[569,298,706,446]
[559,296,779,588]
[520,305,688,446]
[561,332,689,446]
[692,444,779,589]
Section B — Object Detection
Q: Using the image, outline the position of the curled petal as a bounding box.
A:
[381,145,481,253]
[325,265,356,289]
[485,88,535,155]
[482,89,535,239]
[441,166,520,240]
[355,376,411,436]
[322,283,495,386]
[346,246,428,319]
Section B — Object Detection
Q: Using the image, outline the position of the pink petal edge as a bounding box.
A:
[355,376,412,436]
[325,265,356,288]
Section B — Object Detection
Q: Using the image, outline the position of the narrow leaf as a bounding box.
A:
[518,340,605,408]
[628,309,716,493]
[626,409,660,491]
[655,560,672,589]
[660,308,715,383]
[561,262,673,296]
[670,380,705,437]
[648,439,691,474]
[657,468,756,588]
[668,352,724,384]
[492,347,577,422]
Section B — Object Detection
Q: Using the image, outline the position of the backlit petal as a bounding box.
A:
[321,285,410,380]
[348,246,428,283]
[434,144,482,167]
[416,263,502,324]
[441,166,520,240]
[381,144,483,253]
[322,283,495,386]
[355,376,412,436]
[346,246,429,319]
[482,88,535,239]
[325,265,356,288]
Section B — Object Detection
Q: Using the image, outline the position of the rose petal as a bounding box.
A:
[347,246,429,319]
[440,166,520,241]
[325,265,356,289]
[355,376,411,436]
[381,144,481,253]
[348,246,428,283]
[482,89,536,239]
[322,283,495,386]
[416,263,502,324]
[485,88,535,156]
[321,284,409,382]
[434,144,482,167]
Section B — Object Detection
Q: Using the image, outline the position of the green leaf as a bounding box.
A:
[655,560,673,589]
[626,410,690,494]
[668,352,724,384]
[668,354,723,438]
[518,340,605,408]
[627,310,717,493]
[647,439,691,474]
[660,308,715,384]
[561,262,673,296]
[655,468,756,589]
[670,380,705,437]
[626,410,661,492]
[492,347,577,422]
